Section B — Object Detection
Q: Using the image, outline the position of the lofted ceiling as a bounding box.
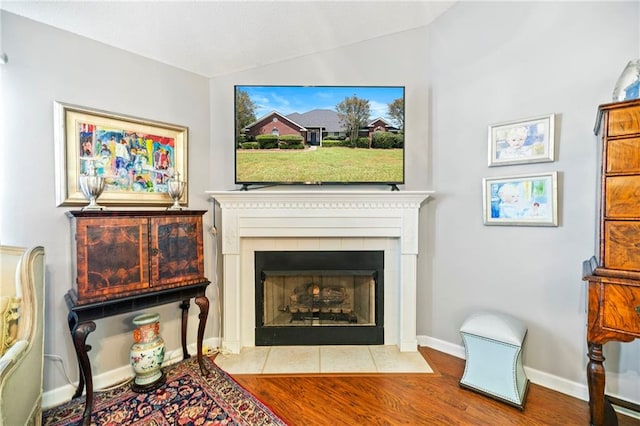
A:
[0,0,455,77]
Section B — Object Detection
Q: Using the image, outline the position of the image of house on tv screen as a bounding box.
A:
[234,85,405,185]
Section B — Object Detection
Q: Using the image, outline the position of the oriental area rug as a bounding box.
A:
[42,356,287,426]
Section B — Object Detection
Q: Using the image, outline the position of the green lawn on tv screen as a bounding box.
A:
[236,147,403,183]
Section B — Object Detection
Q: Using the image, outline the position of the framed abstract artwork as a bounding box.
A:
[488,113,555,167]
[54,102,188,207]
[483,172,558,226]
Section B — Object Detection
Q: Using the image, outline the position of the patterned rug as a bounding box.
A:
[42,355,287,426]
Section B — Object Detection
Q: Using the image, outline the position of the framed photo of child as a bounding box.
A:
[483,172,558,226]
[488,113,555,167]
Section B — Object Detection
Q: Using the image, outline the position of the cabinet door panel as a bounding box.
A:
[75,217,149,302]
[603,283,640,336]
[605,176,640,217]
[604,221,640,271]
[609,107,640,137]
[150,215,205,287]
[606,138,640,172]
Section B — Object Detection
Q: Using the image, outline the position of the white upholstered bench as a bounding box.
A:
[459,310,529,409]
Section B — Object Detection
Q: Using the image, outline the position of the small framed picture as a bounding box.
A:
[483,172,558,226]
[488,113,555,167]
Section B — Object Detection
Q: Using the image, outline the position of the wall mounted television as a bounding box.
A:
[234,85,405,189]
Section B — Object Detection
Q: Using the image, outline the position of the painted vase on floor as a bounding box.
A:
[130,312,166,392]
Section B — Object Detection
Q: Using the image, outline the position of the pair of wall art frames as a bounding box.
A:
[483,113,558,227]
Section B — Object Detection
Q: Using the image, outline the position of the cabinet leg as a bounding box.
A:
[67,312,84,398]
[587,342,618,426]
[70,320,96,426]
[604,397,619,426]
[195,295,209,375]
[179,300,190,360]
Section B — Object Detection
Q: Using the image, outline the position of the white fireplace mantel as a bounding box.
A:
[207,190,432,353]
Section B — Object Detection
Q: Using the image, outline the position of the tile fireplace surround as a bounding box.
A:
[207,190,432,353]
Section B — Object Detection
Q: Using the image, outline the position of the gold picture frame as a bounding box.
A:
[54,101,188,207]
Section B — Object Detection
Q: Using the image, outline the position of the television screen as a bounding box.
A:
[234,85,405,187]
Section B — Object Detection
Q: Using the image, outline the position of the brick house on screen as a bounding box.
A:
[244,110,399,146]
[367,117,399,139]
[243,110,307,140]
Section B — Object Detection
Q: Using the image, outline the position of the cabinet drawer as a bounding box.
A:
[609,106,640,136]
[603,283,640,335]
[604,221,640,271]
[606,138,640,172]
[605,176,640,217]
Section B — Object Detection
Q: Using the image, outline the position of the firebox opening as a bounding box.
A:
[255,250,384,346]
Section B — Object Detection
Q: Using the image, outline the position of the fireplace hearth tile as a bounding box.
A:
[262,346,320,374]
[213,345,433,375]
[320,346,376,373]
[213,346,270,374]
[369,345,433,373]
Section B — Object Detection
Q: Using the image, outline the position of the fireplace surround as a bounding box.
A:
[207,190,432,353]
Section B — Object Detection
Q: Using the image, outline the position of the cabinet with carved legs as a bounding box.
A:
[65,210,210,426]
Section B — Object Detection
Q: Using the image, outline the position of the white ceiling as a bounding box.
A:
[0,0,455,77]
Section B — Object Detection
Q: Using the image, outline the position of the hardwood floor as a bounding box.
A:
[231,347,640,426]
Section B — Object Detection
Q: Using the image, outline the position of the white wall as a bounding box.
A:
[0,12,214,396]
[425,1,639,402]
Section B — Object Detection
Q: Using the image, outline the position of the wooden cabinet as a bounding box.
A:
[67,210,207,305]
[584,99,640,426]
[65,210,210,425]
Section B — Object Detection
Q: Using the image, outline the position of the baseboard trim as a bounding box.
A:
[42,337,220,410]
[609,395,640,420]
[418,335,466,359]
[417,334,589,402]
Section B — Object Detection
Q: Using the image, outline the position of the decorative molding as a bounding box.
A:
[208,190,431,209]
[208,190,432,255]
[216,200,426,209]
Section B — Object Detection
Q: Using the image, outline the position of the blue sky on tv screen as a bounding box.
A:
[237,85,404,122]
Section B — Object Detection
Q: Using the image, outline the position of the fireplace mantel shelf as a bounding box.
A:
[207,189,433,353]
[207,189,433,207]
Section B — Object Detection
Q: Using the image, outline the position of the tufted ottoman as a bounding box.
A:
[459,311,529,409]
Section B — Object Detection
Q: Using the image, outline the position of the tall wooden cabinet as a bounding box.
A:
[583,99,640,426]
